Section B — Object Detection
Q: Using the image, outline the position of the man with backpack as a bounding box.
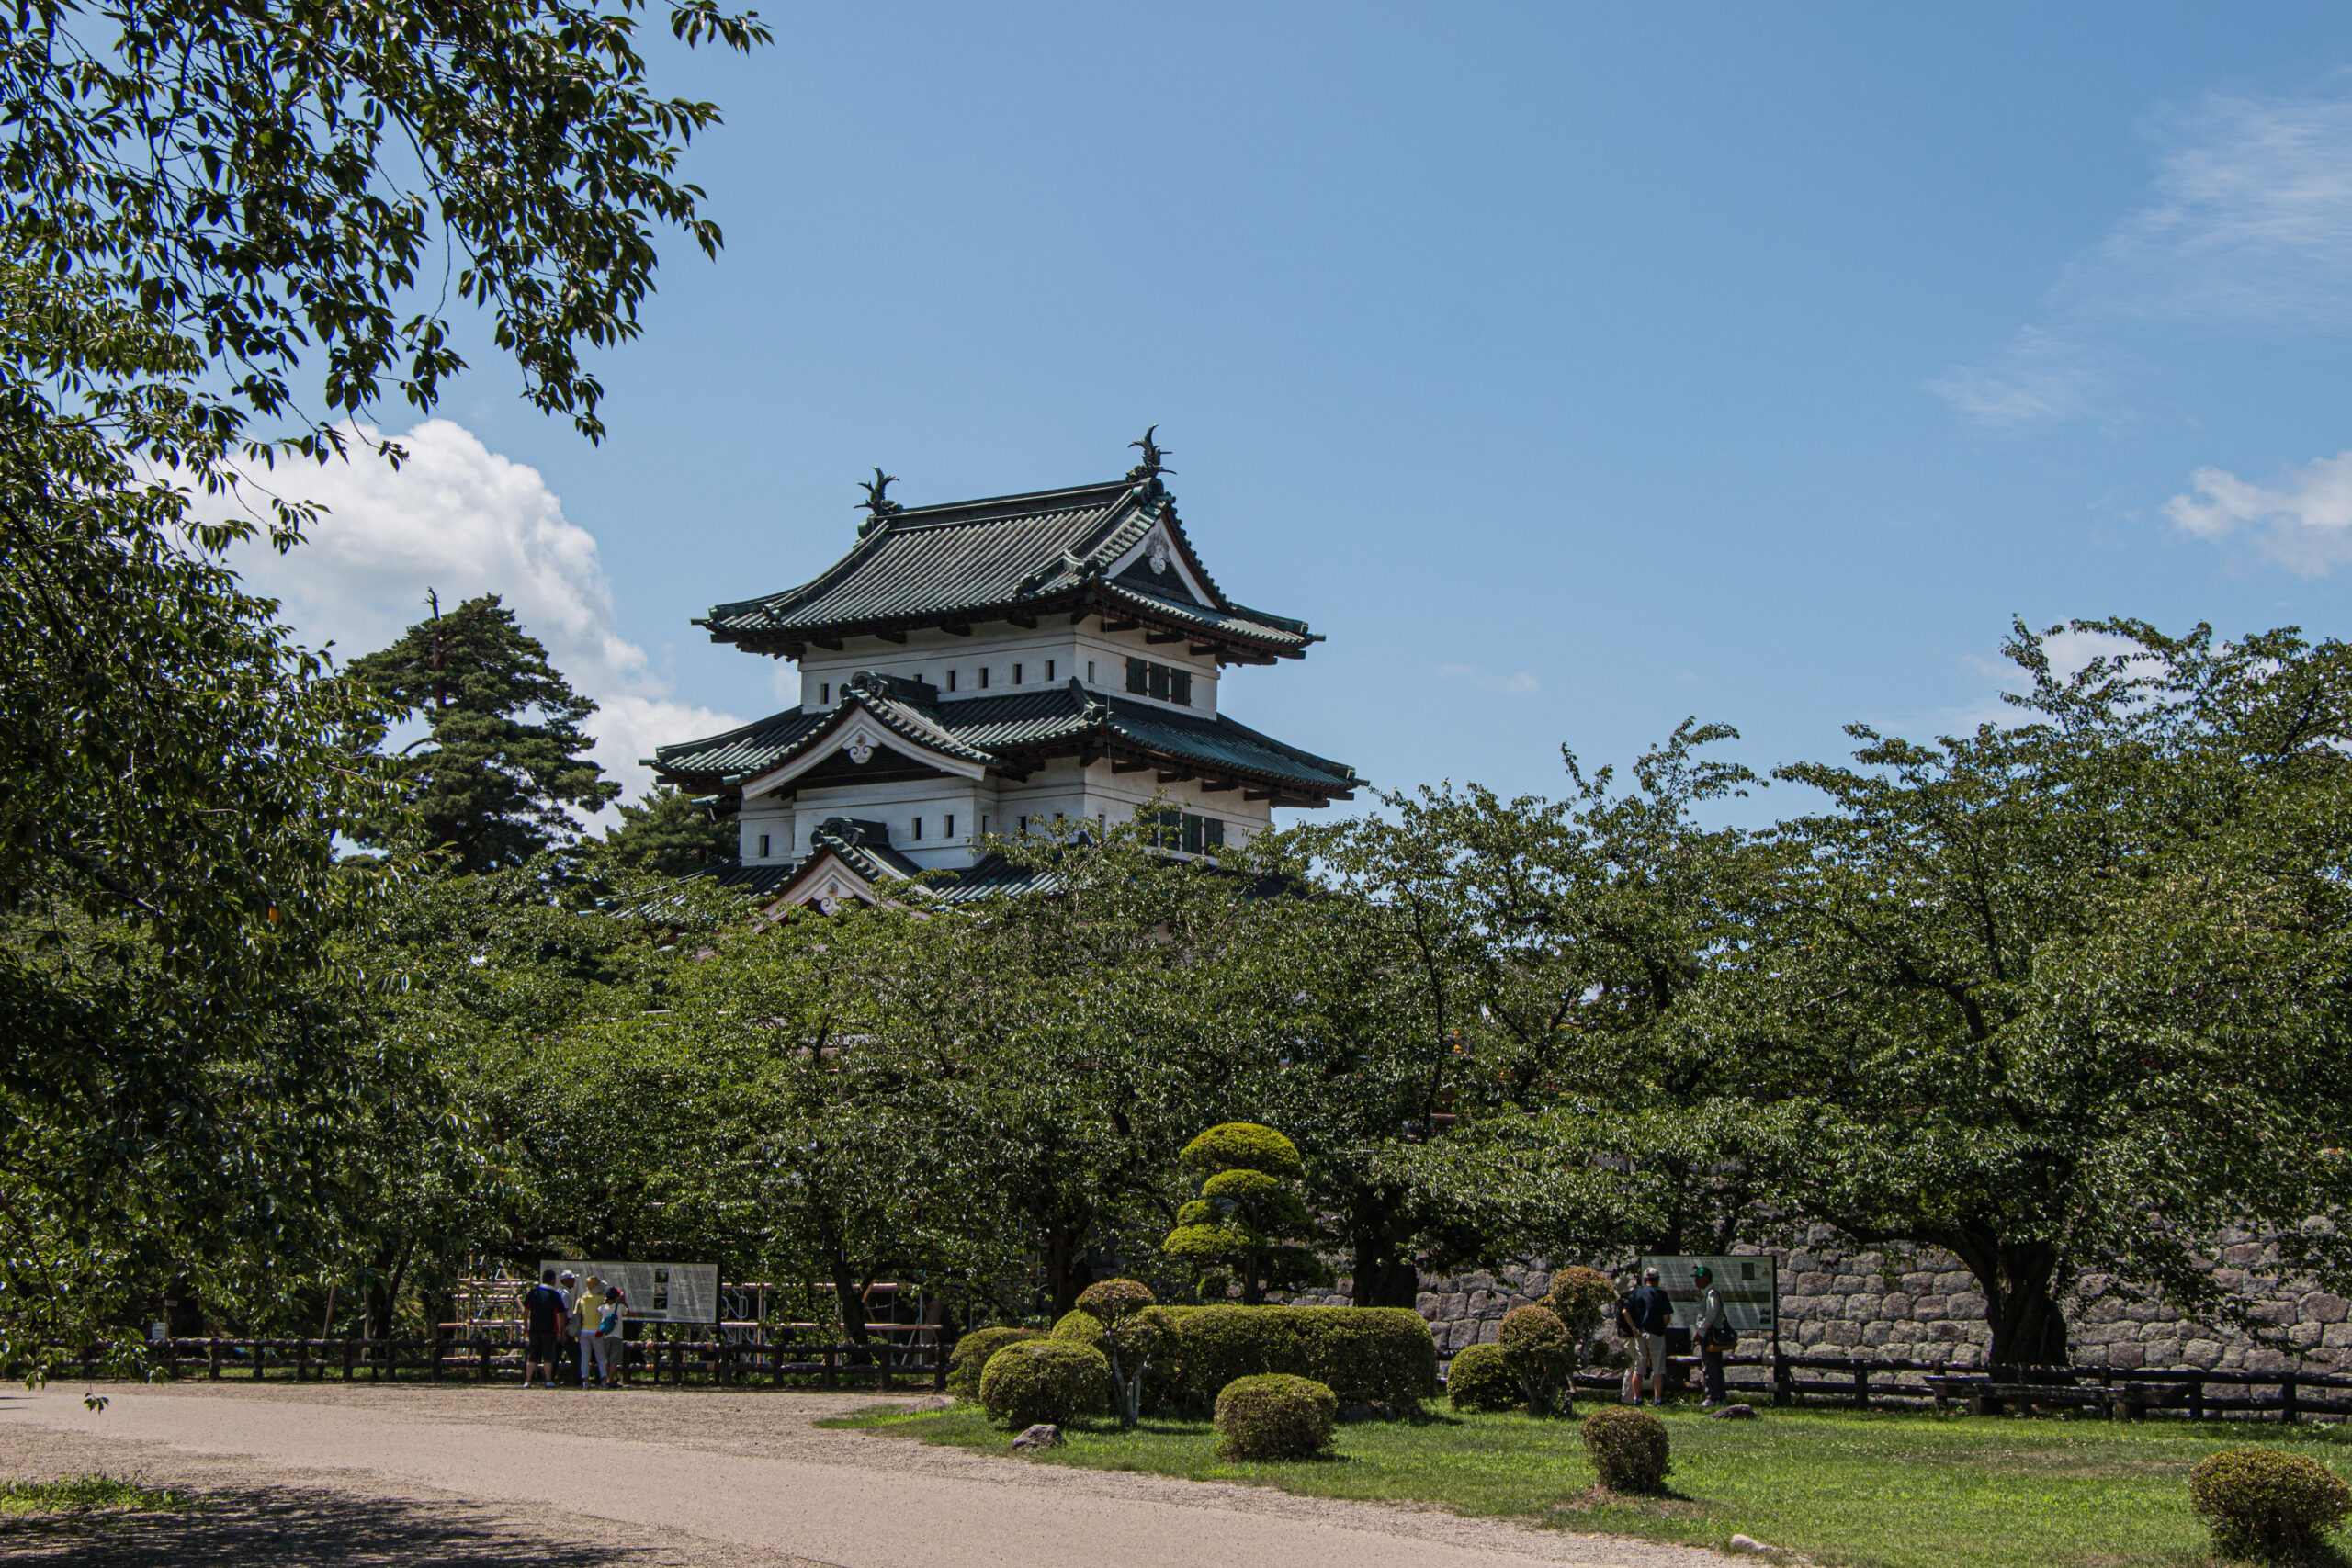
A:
[1627,1266,1675,1407]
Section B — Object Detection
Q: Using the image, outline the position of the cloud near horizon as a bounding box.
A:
[225,420,743,818]
[2165,449,2352,575]
[1438,662,1541,694]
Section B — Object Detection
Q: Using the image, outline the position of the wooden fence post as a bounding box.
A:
[1772,1350,1791,1408]
[772,1335,786,1390]
[209,1338,221,1380]
[296,1339,310,1382]
[431,1335,444,1382]
[1852,1361,1870,1411]
[2188,1379,2204,1423]
[2283,1375,2299,1425]
[822,1345,839,1392]
[342,1338,356,1382]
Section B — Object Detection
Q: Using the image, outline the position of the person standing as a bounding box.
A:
[1691,1264,1731,1408]
[592,1285,624,1388]
[1628,1266,1675,1407]
[1615,1286,1643,1404]
[571,1273,604,1388]
[519,1269,568,1388]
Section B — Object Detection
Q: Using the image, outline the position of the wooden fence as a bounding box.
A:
[1563,1350,2352,1423]
[46,1333,945,1391]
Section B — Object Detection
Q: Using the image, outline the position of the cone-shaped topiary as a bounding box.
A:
[945,1326,1042,1403]
[1582,1404,1671,1494]
[1163,1122,1323,1304]
[1445,1342,1522,1413]
[1214,1372,1338,1459]
[2188,1447,2350,1562]
[978,1339,1113,1429]
[1499,1303,1578,1416]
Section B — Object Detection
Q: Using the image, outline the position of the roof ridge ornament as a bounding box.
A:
[857,468,903,537]
[1125,425,1172,490]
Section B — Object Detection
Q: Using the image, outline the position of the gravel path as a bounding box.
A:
[0,1383,1733,1567]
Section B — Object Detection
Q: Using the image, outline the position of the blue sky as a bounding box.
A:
[247,5,2352,823]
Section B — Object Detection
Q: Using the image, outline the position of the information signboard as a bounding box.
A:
[1637,1255,1779,1348]
[540,1261,719,1325]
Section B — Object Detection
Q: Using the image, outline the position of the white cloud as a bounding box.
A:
[2063,85,2352,327]
[1924,328,2106,431]
[1438,663,1540,694]
[226,420,742,818]
[2165,449,2352,574]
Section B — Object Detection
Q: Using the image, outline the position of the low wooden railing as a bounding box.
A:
[1543,1350,2352,1422]
[39,1334,946,1391]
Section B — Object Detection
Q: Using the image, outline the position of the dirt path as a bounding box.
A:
[0,1383,1730,1567]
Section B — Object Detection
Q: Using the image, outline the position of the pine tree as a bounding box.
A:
[349,592,619,870]
[600,785,737,877]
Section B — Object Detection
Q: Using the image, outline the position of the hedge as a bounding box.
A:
[978,1339,1113,1428]
[1444,1342,1521,1413]
[1215,1373,1338,1460]
[2188,1447,2350,1561]
[946,1326,1041,1402]
[1052,1303,1437,1412]
[1582,1405,1671,1494]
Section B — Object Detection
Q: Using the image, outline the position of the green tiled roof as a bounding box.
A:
[650,676,1360,800]
[696,477,1319,656]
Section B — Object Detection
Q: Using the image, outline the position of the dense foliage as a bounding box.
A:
[1582,1405,1672,1494]
[2187,1447,2350,1562]
[1443,1342,1521,1413]
[1213,1372,1338,1460]
[978,1339,1112,1429]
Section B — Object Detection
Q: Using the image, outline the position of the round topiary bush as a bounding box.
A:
[1544,1265,1620,1349]
[978,1339,1113,1429]
[1498,1303,1578,1416]
[1582,1404,1671,1495]
[1180,1122,1306,1180]
[945,1326,1042,1403]
[2188,1446,2350,1562]
[1446,1342,1522,1413]
[1214,1373,1339,1460]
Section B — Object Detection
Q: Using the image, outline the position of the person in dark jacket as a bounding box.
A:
[1627,1266,1675,1406]
[519,1269,568,1389]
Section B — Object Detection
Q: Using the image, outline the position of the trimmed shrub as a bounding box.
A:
[1582,1405,1671,1495]
[945,1326,1042,1403]
[1445,1342,1521,1413]
[1172,1305,1438,1411]
[1498,1303,1577,1416]
[1215,1373,1338,1460]
[2188,1447,2350,1562]
[1180,1122,1306,1180]
[977,1339,1113,1429]
[1544,1266,1619,1348]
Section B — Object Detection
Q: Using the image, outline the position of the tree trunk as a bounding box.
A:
[824,1251,871,1347]
[1043,1226,1094,1318]
[1348,1201,1423,1308]
[1947,1233,2070,1368]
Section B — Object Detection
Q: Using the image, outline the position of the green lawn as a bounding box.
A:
[830,1402,2352,1568]
[0,1474,193,1517]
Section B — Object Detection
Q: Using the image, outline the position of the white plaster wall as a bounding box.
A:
[752,773,1001,872]
[796,621,1222,719]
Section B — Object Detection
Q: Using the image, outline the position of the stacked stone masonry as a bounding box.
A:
[1284,1225,2349,1375]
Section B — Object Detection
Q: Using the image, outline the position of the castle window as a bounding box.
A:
[758,833,771,858]
[820,683,830,704]
[981,815,990,835]
[946,670,957,693]
[1170,669,1192,705]
[1125,657,1147,694]
[912,818,922,840]
[1148,662,1170,701]
[944,814,955,838]
[1125,657,1193,705]
[1018,815,1029,833]
[979,666,989,689]
[1012,662,1023,684]
[1087,660,1095,683]
[1046,660,1056,681]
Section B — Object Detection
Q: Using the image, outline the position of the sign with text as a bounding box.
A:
[540,1261,718,1325]
[1638,1255,1779,1345]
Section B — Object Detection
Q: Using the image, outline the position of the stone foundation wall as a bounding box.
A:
[1288,1226,2350,1376]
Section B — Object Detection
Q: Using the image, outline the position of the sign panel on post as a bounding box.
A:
[1637,1255,1779,1348]
[541,1261,718,1325]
